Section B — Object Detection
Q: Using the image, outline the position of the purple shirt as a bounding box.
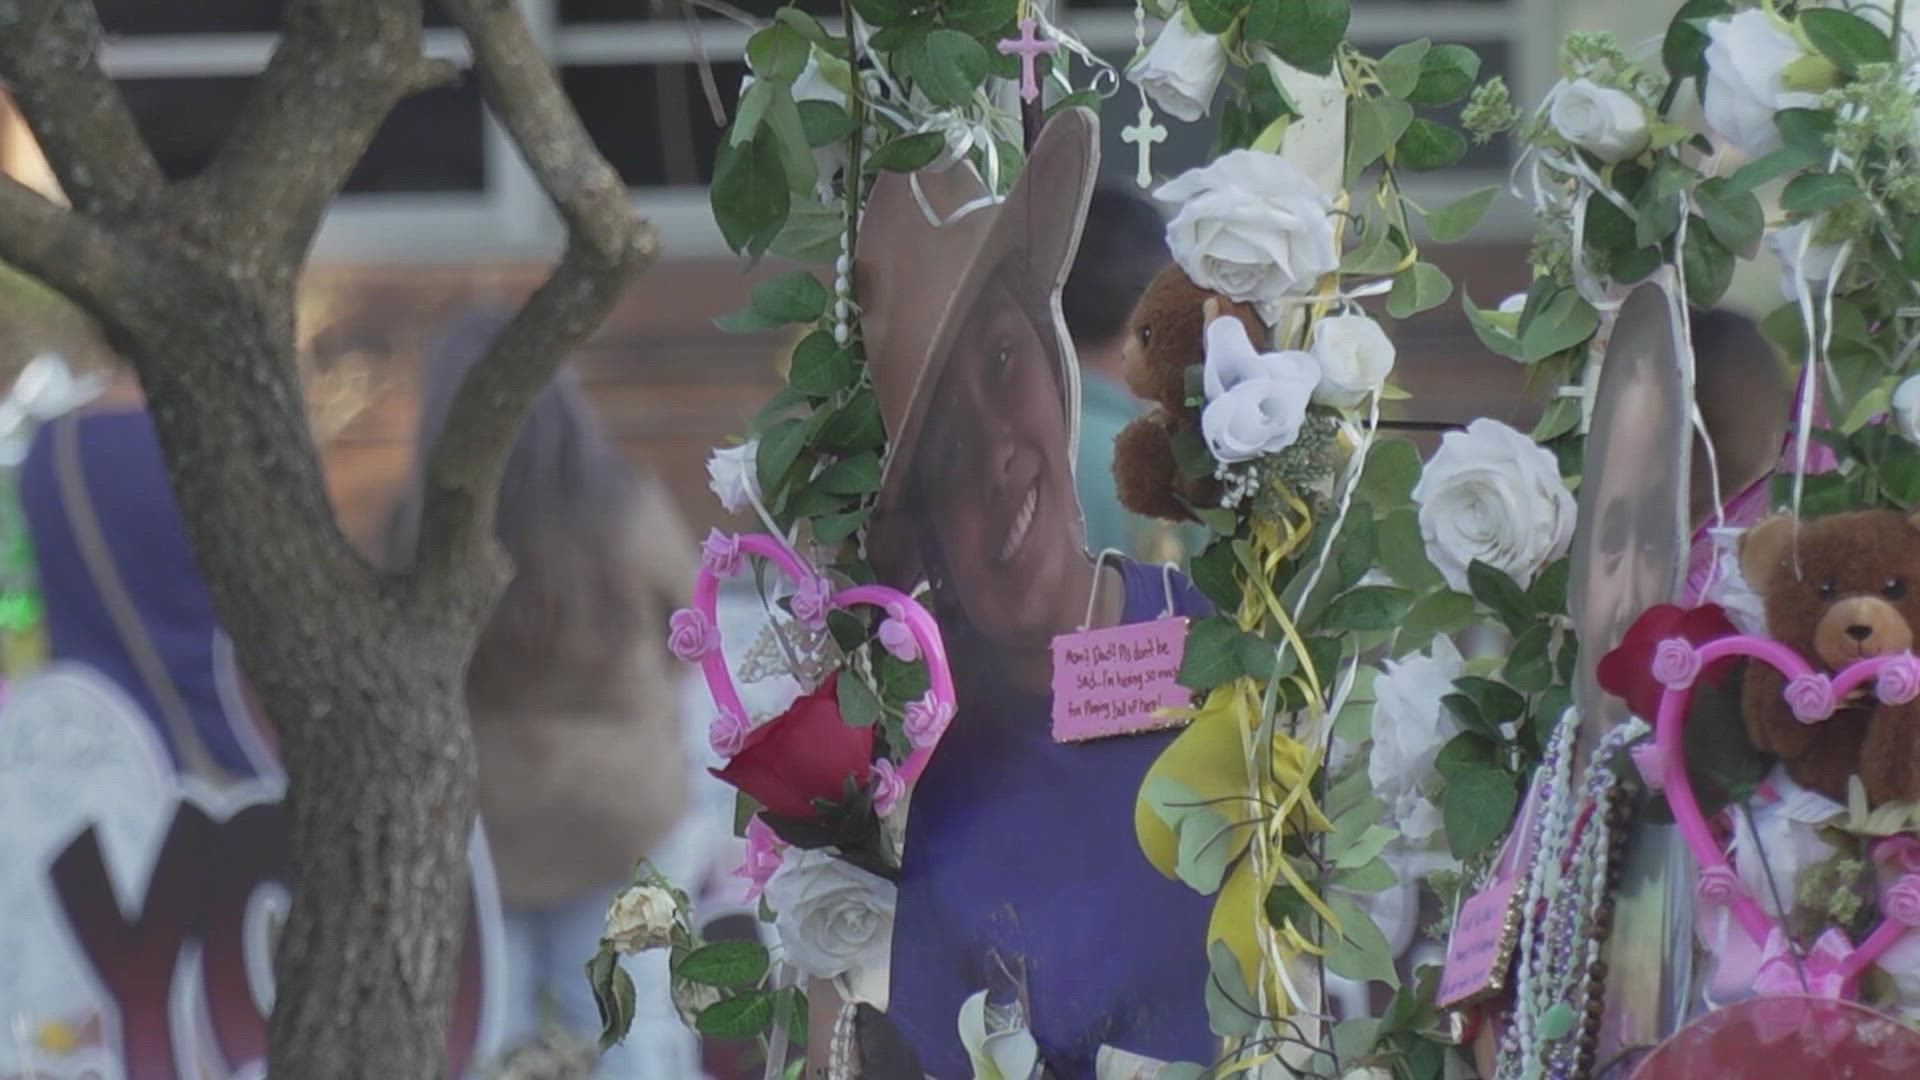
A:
[886,559,1216,1078]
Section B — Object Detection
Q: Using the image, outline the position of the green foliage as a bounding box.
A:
[676,941,773,987]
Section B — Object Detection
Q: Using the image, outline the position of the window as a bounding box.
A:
[92,0,1545,259]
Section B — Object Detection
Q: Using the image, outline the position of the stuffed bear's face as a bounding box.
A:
[1120,265,1263,409]
[1741,510,1920,669]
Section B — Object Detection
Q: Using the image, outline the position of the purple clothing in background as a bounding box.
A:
[17,409,259,777]
[886,558,1216,1078]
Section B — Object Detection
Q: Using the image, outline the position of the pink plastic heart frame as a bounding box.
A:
[1653,634,1920,995]
[682,532,955,785]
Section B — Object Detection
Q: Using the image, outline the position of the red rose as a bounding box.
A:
[1596,603,1740,722]
[710,675,875,820]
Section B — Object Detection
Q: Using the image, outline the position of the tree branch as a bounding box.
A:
[193,0,439,281]
[0,0,165,219]
[409,0,657,596]
[0,172,154,337]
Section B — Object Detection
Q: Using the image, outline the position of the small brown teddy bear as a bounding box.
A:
[1740,509,1920,804]
[1111,264,1264,522]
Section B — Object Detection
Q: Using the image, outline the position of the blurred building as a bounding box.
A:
[0,0,1565,540]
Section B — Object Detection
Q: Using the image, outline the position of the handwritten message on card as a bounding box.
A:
[1049,617,1190,744]
[1436,877,1519,1008]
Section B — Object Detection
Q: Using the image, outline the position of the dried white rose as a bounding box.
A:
[604,884,679,955]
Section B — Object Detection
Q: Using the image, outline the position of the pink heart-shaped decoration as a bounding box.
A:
[1653,635,1920,995]
[677,532,956,786]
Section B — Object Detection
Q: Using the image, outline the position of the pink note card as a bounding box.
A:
[1436,876,1520,1009]
[1049,617,1191,744]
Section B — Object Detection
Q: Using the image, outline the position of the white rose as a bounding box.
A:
[604,884,679,954]
[1730,771,1845,918]
[707,440,761,515]
[1701,10,1819,159]
[1156,151,1338,312]
[1412,418,1577,594]
[1767,219,1848,299]
[1198,317,1320,463]
[1366,636,1466,843]
[1895,376,1920,445]
[1309,314,1396,408]
[764,849,895,981]
[1127,11,1229,123]
[1548,78,1651,164]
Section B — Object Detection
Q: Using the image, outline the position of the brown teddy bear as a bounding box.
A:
[1111,264,1264,523]
[1740,510,1920,804]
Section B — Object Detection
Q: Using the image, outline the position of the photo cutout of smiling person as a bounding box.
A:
[843,109,1219,1079]
[1570,284,1692,740]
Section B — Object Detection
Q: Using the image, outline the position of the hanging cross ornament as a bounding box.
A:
[998,17,1059,104]
[1120,103,1166,189]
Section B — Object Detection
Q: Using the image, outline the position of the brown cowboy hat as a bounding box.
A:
[857,107,1100,587]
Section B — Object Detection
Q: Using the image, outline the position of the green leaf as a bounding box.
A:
[1443,692,1493,737]
[798,100,859,148]
[1903,218,1920,278]
[1456,675,1526,726]
[770,199,846,264]
[1633,192,1683,249]
[1176,804,1238,893]
[912,29,991,108]
[1800,8,1893,74]
[1387,261,1452,318]
[1358,439,1422,508]
[819,390,885,452]
[790,332,856,397]
[588,947,637,1050]
[1236,631,1278,683]
[677,941,773,988]
[757,418,810,496]
[1424,186,1497,244]
[1467,559,1535,624]
[1190,541,1241,610]
[943,0,1019,35]
[1519,288,1600,362]
[1461,293,1526,361]
[1528,556,1569,613]
[1333,824,1396,869]
[1333,505,1376,592]
[1407,43,1480,107]
[1326,894,1399,986]
[812,506,873,545]
[865,131,947,173]
[1377,509,1442,591]
[712,133,792,259]
[837,671,884,727]
[1340,218,1407,275]
[1780,172,1860,214]
[1258,0,1348,70]
[1172,426,1216,482]
[1694,177,1764,257]
[1190,0,1247,33]
[1582,190,1637,256]
[747,23,812,82]
[751,270,831,325]
[1724,145,1818,194]
[1532,396,1581,442]
[1682,219,1735,309]
[776,7,836,48]
[1435,732,1498,779]
[1246,61,1298,126]
[1395,118,1467,171]
[1776,108,1836,155]
[817,452,881,495]
[1375,39,1432,100]
[1505,623,1553,692]
[1334,856,1399,893]
[1242,0,1279,42]
[1444,767,1519,859]
[1322,586,1415,631]
[1205,940,1261,1036]
[697,989,778,1039]
[783,985,810,1049]
[1662,0,1731,81]
[1178,617,1246,690]
[848,0,914,26]
[731,80,776,147]
[1346,98,1414,184]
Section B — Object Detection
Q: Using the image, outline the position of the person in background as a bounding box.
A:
[383,313,707,1079]
[17,352,273,785]
[1060,181,1203,566]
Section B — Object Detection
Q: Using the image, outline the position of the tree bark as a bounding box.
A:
[0,1,656,1075]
